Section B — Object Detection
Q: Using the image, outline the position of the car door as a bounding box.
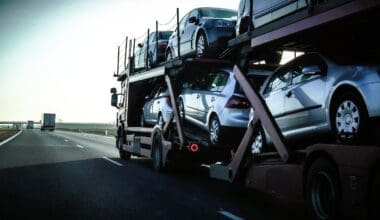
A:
[152,86,166,123]
[262,69,292,129]
[190,74,209,123]
[199,72,229,124]
[173,13,189,57]
[181,9,199,54]
[145,86,160,123]
[283,57,327,133]
[181,81,198,122]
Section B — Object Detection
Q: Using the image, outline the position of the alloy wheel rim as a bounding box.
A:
[196,35,205,57]
[335,100,360,135]
[179,102,184,118]
[251,131,263,155]
[210,119,219,144]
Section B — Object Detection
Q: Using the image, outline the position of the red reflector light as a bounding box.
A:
[188,143,199,152]
[225,95,250,109]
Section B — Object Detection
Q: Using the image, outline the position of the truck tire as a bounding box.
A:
[306,158,340,220]
[152,133,164,172]
[117,129,131,160]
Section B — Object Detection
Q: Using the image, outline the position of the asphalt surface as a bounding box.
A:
[0,129,307,219]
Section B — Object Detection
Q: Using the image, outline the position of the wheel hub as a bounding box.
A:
[335,100,360,134]
[251,132,263,155]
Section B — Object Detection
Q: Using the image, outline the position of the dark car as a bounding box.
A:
[134,31,173,70]
[166,7,237,60]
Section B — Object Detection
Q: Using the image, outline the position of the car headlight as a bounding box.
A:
[215,19,233,28]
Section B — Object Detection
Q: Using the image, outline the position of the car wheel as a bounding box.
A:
[331,91,369,144]
[166,49,173,61]
[147,54,152,69]
[178,99,185,120]
[195,32,208,58]
[152,132,163,171]
[306,158,340,220]
[117,130,131,160]
[209,115,223,146]
[157,113,164,128]
[140,113,145,127]
[250,125,266,155]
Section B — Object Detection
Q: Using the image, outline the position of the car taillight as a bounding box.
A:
[157,42,167,49]
[166,97,172,107]
[225,95,250,109]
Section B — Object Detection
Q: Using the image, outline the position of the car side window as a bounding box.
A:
[264,71,291,94]
[291,69,319,85]
[207,72,229,92]
[179,14,189,33]
[188,10,198,22]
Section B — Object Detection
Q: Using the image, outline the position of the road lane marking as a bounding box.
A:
[76,144,84,149]
[64,139,69,142]
[102,156,123,167]
[0,130,23,146]
[217,210,244,220]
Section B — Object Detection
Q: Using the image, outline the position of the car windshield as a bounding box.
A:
[159,31,172,40]
[200,8,237,19]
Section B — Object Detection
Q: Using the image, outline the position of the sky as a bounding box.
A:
[0,0,239,123]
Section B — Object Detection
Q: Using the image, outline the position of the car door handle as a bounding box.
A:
[196,94,200,99]
[286,91,293,98]
[211,97,215,102]
[157,101,160,104]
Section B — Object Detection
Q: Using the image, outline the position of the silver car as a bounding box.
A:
[141,84,172,127]
[178,68,271,146]
[250,53,380,154]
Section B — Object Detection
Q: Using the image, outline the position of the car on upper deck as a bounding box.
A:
[166,7,237,60]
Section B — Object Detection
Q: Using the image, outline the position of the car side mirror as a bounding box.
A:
[137,43,143,48]
[302,65,322,75]
[188,16,198,24]
[110,87,117,94]
[111,94,118,108]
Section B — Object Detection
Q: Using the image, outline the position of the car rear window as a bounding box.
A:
[159,32,172,40]
[234,75,268,95]
[201,8,237,19]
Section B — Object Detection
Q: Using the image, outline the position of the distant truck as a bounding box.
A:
[41,113,56,131]
[26,121,34,129]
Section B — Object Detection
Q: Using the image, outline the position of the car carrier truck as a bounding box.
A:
[41,113,56,131]
[111,1,380,219]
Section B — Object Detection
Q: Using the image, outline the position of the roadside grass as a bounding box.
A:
[56,128,117,137]
[0,129,19,142]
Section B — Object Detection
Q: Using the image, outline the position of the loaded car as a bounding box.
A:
[166,7,237,59]
[134,31,173,70]
[178,67,272,146]
[250,52,380,154]
[140,84,172,127]
[236,0,308,36]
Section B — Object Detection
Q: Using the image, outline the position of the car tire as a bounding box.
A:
[195,32,208,58]
[152,132,164,171]
[117,129,131,160]
[140,114,145,127]
[306,158,340,220]
[209,115,223,146]
[250,125,267,155]
[166,48,173,61]
[157,113,164,128]
[178,99,185,122]
[331,91,369,144]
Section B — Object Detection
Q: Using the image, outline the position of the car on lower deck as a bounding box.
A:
[140,84,172,127]
[166,7,237,60]
[250,52,380,154]
[178,67,272,147]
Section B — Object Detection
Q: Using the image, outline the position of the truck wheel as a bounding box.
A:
[152,133,164,171]
[117,131,131,160]
[306,158,340,220]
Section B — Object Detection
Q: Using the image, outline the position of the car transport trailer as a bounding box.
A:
[111,1,380,219]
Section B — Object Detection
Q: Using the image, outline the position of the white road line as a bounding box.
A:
[0,130,23,146]
[217,210,244,220]
[102,156,123,167]
[76,144,84,149]
[64,139,69,142]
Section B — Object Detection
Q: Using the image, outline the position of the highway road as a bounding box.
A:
[0,129,307,219]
